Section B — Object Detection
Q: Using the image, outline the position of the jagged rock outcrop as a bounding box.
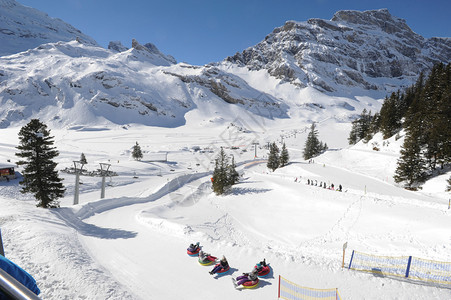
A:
[108,41,128,53]
[131,39,177,65]
[226,9,451,93]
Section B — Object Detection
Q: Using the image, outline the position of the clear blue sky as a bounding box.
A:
[18,0,451,65]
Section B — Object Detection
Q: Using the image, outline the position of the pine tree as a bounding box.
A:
[394,126,427,188]
[379,93,402,139]
[303,122,321,160]
[348,109,372,145]
[364,112,381,143]
[279,143,289,167]
[132,142,143,161]
[15,119,65,208]
[227,156,240,186]
[212,148,230,195]
[80,153,88,165]
[267,142,280,171]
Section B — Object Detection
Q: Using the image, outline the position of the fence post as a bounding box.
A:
[405,256,412,278]
[0,228,4,257]
[348,250,355,269]
[278,275,281,299]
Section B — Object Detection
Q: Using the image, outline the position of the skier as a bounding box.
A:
[307,179,310,185]
[338,184,342,192]
[209,256,229,275]
[331,183,334,190]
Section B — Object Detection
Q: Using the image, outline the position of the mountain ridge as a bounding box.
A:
[0,5,449,129]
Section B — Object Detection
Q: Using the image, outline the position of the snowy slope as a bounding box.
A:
[0,0,97,56]
[0,123,450,299]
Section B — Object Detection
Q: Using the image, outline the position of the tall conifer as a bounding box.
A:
[15,119,65,208]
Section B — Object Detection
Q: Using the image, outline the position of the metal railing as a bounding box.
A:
[0,230,40,299]
[0,265,41,299]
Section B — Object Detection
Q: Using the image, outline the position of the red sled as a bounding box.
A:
[187,248,200,257]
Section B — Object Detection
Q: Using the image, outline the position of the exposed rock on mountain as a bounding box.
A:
[130,39,177,66]
[0,0,97,56]
[108,41,128,53]
[226,9,451,93]
[0,6,449,129]
[0,41,288,128]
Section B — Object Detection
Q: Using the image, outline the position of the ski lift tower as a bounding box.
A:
[73,161,84,205]
[252,142,259,158]
[99,162,111,199]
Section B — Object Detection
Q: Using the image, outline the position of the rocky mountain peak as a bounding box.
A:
[131,38,176,65]
[226,9,450,94]
[108,41,128,53]
[331,9,412,35]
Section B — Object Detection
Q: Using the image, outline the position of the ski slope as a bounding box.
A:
[0,123,450,299]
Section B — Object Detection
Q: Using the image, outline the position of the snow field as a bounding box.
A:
[0,115,450,299]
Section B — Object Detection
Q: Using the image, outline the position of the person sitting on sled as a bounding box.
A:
[209,256,228,275]
[199,250,208,261]
[235,268,258,286]
[255,258,267,272]
[187,242,200,252]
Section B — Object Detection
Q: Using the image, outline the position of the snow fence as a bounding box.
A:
[348,250,451,285]
[278,275,342,300]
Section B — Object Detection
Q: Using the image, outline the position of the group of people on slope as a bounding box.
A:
[306,179,342,191]
[188,242,265,287]
[233,258,266,287]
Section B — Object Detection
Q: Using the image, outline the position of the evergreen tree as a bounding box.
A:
[132,142,143,161]
[394,124,427,188]
[303,122,321,160]
[279,143,289,167]
[212,148,230,195]
[446,176,451,192]
[227,156,240,186]
[364,112,381,143]
[379,93,402,138]
[267,142,280,171]
[80,152,88,165]
[15,119,65,208]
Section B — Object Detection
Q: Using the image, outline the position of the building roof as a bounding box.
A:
[0,163,15,169]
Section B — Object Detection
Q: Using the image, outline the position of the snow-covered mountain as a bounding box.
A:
[0,40,293,128]
[0,0,97,56]
[226,9,451,94]
[0,6,449,129]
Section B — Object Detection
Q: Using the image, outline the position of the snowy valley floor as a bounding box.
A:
[0,126,450,299]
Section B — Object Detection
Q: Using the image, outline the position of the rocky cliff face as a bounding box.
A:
[0,0,97,56]
[226,9,451,93]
